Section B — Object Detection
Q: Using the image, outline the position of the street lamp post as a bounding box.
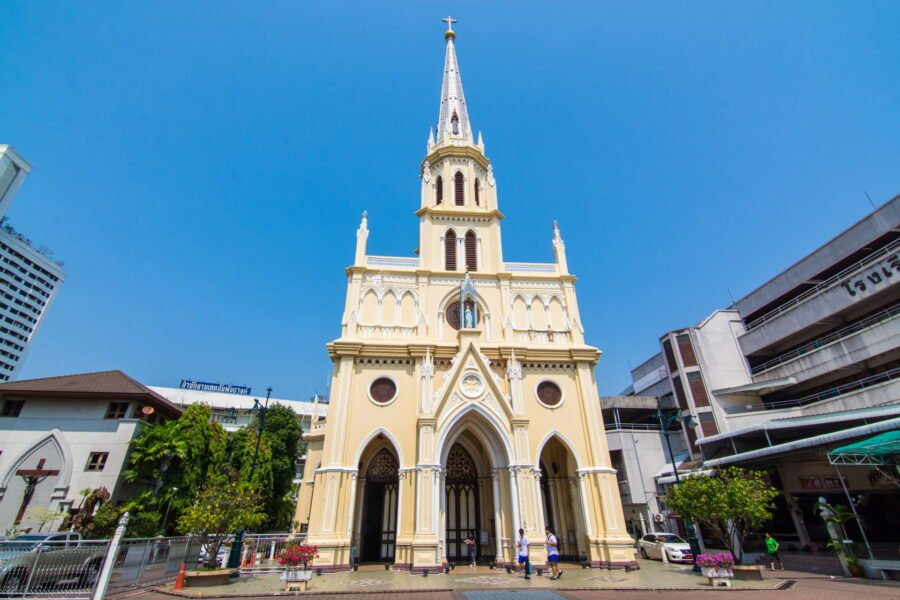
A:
[248,387,273,482]
[226,386,273,574]
[162,486,178,534]
[656,401,702,573]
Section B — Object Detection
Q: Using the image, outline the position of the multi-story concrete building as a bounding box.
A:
[628,196,900,553]
[0,371,181,534]
[0,145,65,382]
[150,385,326,435]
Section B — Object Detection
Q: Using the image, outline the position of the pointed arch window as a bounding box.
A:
[435,176,443,205]
[465,230,477,272]
[445,230,457,271]
[454,172,464,206]
[474,178,480,206]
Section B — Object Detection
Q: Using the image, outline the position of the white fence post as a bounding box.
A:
[92,512,130,600]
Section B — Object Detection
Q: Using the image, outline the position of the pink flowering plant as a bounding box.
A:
[279,543,319,569]
[696,553,734,570]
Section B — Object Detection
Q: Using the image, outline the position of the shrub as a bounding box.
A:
[696,553,734,569]
[279,544,319,569]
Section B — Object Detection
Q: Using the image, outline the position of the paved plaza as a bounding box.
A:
[129,558,900,598]
[120,566,900,600]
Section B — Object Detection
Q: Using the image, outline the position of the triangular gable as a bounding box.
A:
[432,338,514,431]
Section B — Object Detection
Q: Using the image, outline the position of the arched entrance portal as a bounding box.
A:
[358,447,398,562]
[537,436,587,561]
[438,410,513,566]
[444,444,480,562]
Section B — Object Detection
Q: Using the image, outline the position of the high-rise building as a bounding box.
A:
[295,21,634,572]
[0,146,65,381]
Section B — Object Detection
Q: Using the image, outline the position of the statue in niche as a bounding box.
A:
[460,273,478,329]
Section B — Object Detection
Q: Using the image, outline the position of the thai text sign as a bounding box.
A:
[180,380,251,395]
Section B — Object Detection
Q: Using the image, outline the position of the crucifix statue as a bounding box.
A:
[14,458,59,526]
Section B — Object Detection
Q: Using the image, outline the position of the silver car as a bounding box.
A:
[0,533,106,593]
[637,532,693,563]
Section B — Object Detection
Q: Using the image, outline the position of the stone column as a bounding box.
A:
[508,467,522,536]
[569,477,587,556]
[346,471,359,539]
[491,470,503,562]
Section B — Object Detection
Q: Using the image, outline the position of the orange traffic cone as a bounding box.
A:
[174,562,187,590]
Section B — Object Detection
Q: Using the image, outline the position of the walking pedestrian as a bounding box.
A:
[765,533,785,571]
[464,531,477,567]
[517,528,531,579]
[545,527,562,580]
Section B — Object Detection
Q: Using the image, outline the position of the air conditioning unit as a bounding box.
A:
[653,514,664,523]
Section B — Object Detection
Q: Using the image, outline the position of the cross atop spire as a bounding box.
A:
[435,16,473,146]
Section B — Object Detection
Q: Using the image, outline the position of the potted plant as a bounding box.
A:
[827,540,865,578]
[696,553,734,587]
[814,500,867,577]
[279,543,319,591]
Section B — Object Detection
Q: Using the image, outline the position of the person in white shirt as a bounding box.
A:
[545,527,562,580]
[517,528,530,579]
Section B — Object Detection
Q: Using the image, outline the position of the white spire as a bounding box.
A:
[436,16,473,146]
[354,211,369,266]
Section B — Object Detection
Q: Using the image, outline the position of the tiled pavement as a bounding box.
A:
[123,560,900,600]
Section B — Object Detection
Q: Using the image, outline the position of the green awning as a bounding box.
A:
[827,430,900,466]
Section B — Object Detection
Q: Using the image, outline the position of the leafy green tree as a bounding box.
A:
[229,404,302,530]
[124,403,229,531]
[664,467,779,562]
[178,479,266,568]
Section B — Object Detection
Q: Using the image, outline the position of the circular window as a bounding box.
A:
[446,301,480,330]
[536,381,563,408]
[369,377,397,405]
[460,373,484,398]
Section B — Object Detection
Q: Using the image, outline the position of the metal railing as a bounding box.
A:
[366,256,420,268]
[504,262,556,273]
[0,536,199,598]
[723,366,900,414]
[238,533,305,574]
[604,422,662,431]
[0,539,108,598]
[744,238,900,331]
[751,302,900,374]
[108,536,199,592]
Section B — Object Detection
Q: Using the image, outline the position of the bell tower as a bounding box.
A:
[417,18,504,274]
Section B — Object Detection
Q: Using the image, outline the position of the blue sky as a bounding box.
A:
[1,1,898,399]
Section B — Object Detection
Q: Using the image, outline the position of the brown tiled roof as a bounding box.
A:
[0,370,182,417]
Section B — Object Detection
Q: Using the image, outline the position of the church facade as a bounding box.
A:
[295,22,635,572]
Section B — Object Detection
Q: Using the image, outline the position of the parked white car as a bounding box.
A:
[637,532,693,563]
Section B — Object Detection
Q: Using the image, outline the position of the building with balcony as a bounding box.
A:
[626,195,900,555]
[0,146,66,382]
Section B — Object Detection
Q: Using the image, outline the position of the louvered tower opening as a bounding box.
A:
[436,175,443,205]
[474,178,480,206]
[454,172,464,206]
[445,230,457,271]
[465,231,477,271]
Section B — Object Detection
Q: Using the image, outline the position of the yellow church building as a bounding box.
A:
[295,20,636,573]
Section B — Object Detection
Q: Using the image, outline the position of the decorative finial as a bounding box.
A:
[553,220,562,241]
[362,210,368,220]
[442,15,457,40]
